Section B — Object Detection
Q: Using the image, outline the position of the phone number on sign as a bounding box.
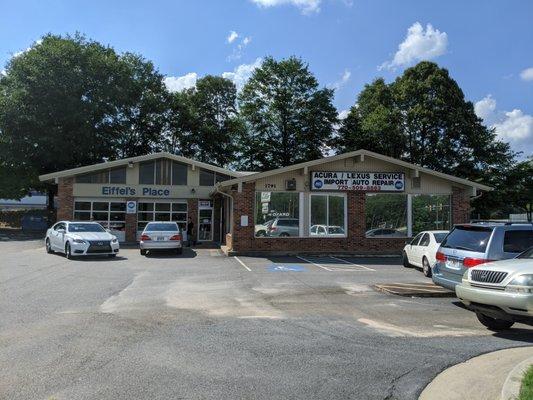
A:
[337,185,384,191]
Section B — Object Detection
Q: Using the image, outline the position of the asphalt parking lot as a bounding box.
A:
[1,239,531,400]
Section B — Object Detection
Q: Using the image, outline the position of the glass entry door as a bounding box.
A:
[198,200,213,241]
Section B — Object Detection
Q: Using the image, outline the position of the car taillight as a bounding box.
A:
[170,234,182,241]
[463,258,493,268]
[436,251,446,262]
[140,234,151,241]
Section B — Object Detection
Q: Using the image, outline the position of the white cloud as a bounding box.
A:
[222,58,263,90]
[475,95,533,143]
[227,36,252,61]
[380,22,448,70]
[520,67,533,82]
[251,0,321,15]
[163,72,198,92]
[0,69,6,77]
[13,39,43,58]
[227,31,239,44]
[338,109,349,120]
[329,69,351,90]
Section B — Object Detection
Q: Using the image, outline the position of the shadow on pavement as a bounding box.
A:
[143,248,197,259]
[0,228,45,242]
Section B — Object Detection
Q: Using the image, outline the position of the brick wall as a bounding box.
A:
[229,182,408,255]
[125,201,138,242]
[452,186,471,225]
[187,198,198,242]
[57,177,74,221]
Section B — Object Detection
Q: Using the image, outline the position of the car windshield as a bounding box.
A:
[145,223,179,232]
[434,233,448,243]
[440,226,493,252]
[517,246,533,259]
[68,223,105,233]
[328,227,345,234]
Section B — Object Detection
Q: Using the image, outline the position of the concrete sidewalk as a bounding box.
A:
[420,346,533,400]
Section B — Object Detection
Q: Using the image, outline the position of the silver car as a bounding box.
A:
[266,217,300,237]
[140,222,183,255]
[456,246,533,331]
[432,222,533,291]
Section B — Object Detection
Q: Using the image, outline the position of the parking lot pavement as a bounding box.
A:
[1,241,531,400]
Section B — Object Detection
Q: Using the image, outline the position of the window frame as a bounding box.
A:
[308,193,347,238]
[75,167,127,184]
[365,193,409,239]
[254,191,302,238]
[139,160,190,186]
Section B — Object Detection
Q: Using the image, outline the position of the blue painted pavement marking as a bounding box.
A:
[268,264,307,272]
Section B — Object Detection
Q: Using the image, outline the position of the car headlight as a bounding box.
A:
[111,237,118,243]
[505,274,533,294]
[72,238,87,244]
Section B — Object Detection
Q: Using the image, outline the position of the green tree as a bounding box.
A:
[169,76,242,167]
[0,33,168,201]
[238,56,337,171]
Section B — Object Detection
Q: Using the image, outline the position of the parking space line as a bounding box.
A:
[296,255,330,271]
[234,256,251,272]
[329,256,376,271]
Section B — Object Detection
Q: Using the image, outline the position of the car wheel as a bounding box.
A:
[46,239,53,254]
[140,249,146,256]
[279,232,290,237]
[402,251,411,268]
[422,257,432,277]
[257,230,266,237]
[176,248,183,255]
[108,254,116,258]
[65,242,73,259]
[476,312,514,331]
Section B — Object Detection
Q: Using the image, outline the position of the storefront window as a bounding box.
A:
[365,194,408,238]
[310,194,346,236]
[139,161,155,184]
[137,201,188,233]
[140,160,188,186]
[73,200,126,240]
[172,162,188,185]
[200,169,215,186]
[412,194,451,234]
[76,167,126,184]
[255,192,300,237]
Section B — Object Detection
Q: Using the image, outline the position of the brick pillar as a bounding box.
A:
[213,195,222,244]
[350,192,366,239]
[231,182,255,252]
[187,198,198,242]
[452,187,471,225]
[57,177,74,221]
[125,199,138,242]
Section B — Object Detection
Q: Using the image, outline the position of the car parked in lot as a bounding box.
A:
[310,225,345,235]
[266,217,299,237]
[366,228,404,238]
[45,221,119,259]
[140,222,183,255]
[456,246,533,331]
[255,219,273,237]
[432,222,533,291]
[402,230,449,277]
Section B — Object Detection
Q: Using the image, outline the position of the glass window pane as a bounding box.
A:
[93,202,109,211]
[109,168,126,184]
[310,196,327,235]
[138,212,153,221]
[110,212,125,222]
[74,201,91,210]
[255,192,299,237]
[155,203,171,211]
[139,161,155,184]
[155,212,171,221]
[110,202,126,212]
[412,194,451,235]
[172,162,188,185]
[215,173,230,183]
[365,194,407,237]
[76,170,108,183]
[156,159,172,185]
[138,202,154,212]
[74,212,91,220]
[92,212,109,221]
[172,203,187,212]
[199,169,215,186]
[172,213,187,222]
[328,195,345,235]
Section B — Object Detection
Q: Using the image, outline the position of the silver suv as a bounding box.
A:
[432,222,533,291]
[267,217,300,237]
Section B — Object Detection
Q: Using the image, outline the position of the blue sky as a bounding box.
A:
[1,0,532,155]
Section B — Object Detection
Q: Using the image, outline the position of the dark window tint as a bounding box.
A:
[517,246,533,259]
[76,170,109,183]
[172,162,188,185]
[199,170,215,186]
[145,223,179,232]
[440,226,493,253]
[215,173,230,183]
[411,232,424,245]
[503,230,533,253]
[278,219,298,227]
[139,162,155,184]
[68,223,105,233]
[434,233,447,243]
[155,159,172,185]
[419,233,430,246]
[109,167,126,183]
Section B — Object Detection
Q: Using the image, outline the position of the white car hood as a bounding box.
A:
[471,258,533,275]
[70,232,114,241]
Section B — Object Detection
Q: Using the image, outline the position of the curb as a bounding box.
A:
[501,356,533,400]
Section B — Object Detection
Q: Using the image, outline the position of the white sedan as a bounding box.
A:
[402,230,449,277]
[45,221,120,259]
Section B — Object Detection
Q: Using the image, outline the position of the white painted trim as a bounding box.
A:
[308,193,348,238]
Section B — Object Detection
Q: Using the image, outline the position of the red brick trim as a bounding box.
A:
[57,178,74,221]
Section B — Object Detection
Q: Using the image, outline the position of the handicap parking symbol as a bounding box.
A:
[268,264,307,272]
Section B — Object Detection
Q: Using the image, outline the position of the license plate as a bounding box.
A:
[446,259,461,270]
[157,236,165,241]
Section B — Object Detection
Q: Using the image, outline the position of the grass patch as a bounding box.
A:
[518,365,533,400]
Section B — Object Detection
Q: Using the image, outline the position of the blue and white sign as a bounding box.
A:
[311,171,405,192]
[126,200,137,214]
[268,264,307,272]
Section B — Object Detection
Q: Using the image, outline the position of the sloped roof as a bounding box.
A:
[216,149,492,191]
[39,152,246,182]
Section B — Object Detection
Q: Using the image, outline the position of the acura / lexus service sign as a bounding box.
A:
[311,171,405,192]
